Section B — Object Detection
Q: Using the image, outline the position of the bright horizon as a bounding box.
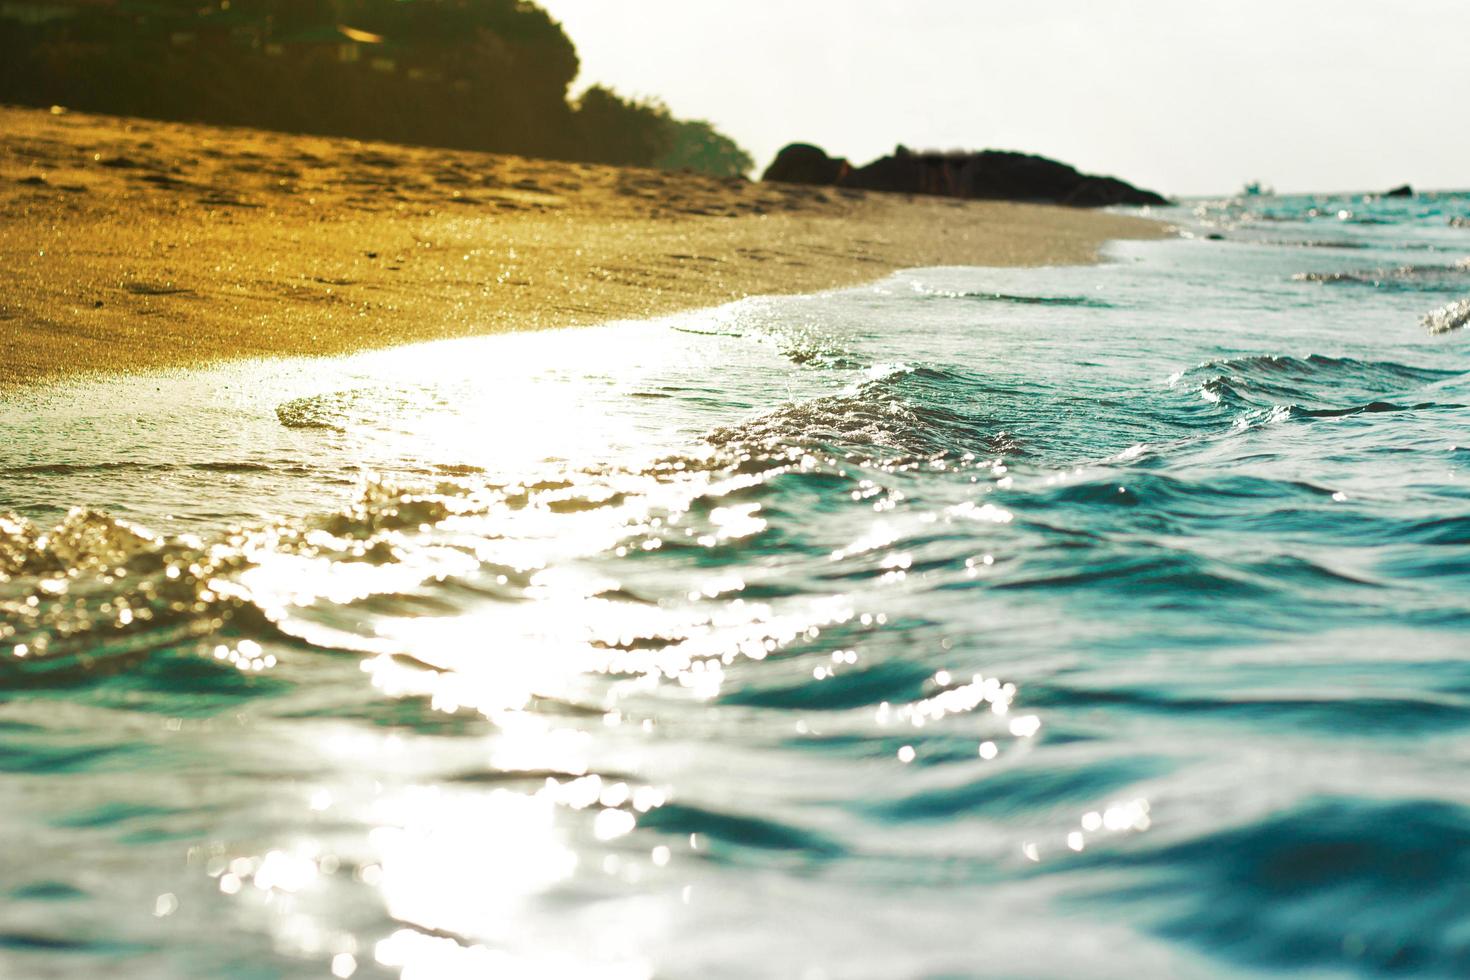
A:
[538,0,1468,198]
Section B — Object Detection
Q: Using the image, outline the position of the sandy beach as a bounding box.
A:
[0,106,1164,387]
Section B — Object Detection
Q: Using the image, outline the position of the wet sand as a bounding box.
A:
[0,106,1166,387]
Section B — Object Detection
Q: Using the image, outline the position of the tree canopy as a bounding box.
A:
[0,0,753,175]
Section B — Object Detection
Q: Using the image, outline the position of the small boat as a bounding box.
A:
[1241,180,1275,197]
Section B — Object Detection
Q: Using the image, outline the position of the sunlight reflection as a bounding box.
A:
[375,928,653,980]
[369,786,576,941]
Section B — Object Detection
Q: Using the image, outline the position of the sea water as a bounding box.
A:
[1,191,1468,978]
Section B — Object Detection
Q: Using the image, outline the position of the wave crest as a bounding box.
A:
[1422,298,1470,334]
[1179,353,1459,414]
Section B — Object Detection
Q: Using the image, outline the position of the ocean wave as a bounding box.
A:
[914,289,1114,308]
[0,507,264,685]
[7,198,1470,976]
[0,507,162,580]
[1288,400,1460,419]
[275,384,454,431]
[1028,681,1468,735]
[0,475,485,684]
[1260,238,1373,250]
[718,657,934,711]
[707,387,924,455]
[1175,353,1460,413]
[1100,798,1470,975]
[276,391,355,430]
[2,460,282,477]
[1294,259,1470,292]
[1030,469,1341,513]
[871,755,1165,824]
[706,365,1012,458]
[0,450,868,694]
[991,546,1276,602]
[747,322,864,370]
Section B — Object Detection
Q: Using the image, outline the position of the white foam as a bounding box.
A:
[1422,298,1470,334]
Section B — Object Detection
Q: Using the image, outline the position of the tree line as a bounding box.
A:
[0,0,753,177]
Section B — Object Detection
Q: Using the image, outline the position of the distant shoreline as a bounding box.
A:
[0,106,1167,388]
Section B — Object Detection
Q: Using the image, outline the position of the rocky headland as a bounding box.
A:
[764,143,1168,208]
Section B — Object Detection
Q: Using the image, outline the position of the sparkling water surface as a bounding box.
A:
[2,192,1468,978]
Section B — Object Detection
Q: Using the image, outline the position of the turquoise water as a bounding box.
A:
[2,191,1468,978]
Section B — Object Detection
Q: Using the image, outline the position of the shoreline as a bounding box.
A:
[0,106,1167,389]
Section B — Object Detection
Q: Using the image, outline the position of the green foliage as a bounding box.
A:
[263,1,339,34]
[572,86,673,168]
[572,87,754,176]
[336,0,578,92]
[0,1,752,176]
[658,118,755,178]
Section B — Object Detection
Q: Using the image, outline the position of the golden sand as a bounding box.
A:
[0,106,1166,387]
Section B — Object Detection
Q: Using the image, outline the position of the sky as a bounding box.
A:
[536,0,1468,197]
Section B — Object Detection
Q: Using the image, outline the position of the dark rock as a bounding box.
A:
[1385,184,1414,198]
[764,143,1166,208]
[1062,175,1164,208]
[761,144,851,186]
